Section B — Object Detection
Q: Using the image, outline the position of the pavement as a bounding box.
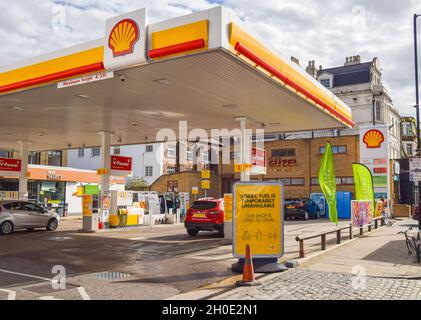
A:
[3,217,417,300]
[210,219,421,300]
[0,217,342,300]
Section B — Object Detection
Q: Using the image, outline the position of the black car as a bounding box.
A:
[284,198,321,220]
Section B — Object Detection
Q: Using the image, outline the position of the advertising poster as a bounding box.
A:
[351,200,373,227]
[233,182,283,258]
[224,193,233,222]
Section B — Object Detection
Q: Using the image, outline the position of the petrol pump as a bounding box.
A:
[81,185,100,232]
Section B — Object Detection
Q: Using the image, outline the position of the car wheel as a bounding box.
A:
[0,221,14,235]
[303,211,309,220]
[187,228,199,236]
[218,229,225,238]
[315,210,320,219]
[46,219,58,231]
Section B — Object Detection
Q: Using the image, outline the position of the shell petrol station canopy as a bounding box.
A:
[0,6,354,153]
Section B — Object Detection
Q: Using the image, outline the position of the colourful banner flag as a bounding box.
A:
[319,143,338,225]
[352,163,375,213]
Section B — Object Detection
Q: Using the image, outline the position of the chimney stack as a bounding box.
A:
[306,60,317,78]
[345,55,362,66]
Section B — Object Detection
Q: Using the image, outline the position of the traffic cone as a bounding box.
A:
[236,244,261,286]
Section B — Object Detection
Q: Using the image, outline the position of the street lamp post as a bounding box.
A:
[414,13,421,231]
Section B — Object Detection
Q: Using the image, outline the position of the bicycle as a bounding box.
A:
[398,226,421,263]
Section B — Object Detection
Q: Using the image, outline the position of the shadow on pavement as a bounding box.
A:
[362,239,420,266]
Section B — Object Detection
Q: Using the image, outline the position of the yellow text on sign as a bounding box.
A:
[234,184,283,258]
[234,163,252,173]
[224,193,233,222]
[201,170,210,179]
[201,179,210,190]
[97,168,109,175]
[82,194,93,217]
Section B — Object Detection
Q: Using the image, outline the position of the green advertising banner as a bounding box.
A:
[352,163,375,211]
[319,143,338,225]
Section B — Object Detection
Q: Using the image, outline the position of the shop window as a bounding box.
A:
[114,147,120,155]
[146,145,153,152]
[78,148,84,158]
[92,148,100,157]
[145,166,153,177]
[271,148,296,157]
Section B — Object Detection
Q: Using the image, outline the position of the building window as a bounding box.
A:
[113,147,120,155]
[28,152,41,165]
[202,152,209,163]
[319,145,347,154]
[320,79,330,88]
[407,145,414,156]
[167,146,176,158]
[146,145,153,152]
[265,178,304,186]
[78,148,84,157]
[0,150,11,158]
[48,151,62,166]
[341,177,354,185]
[186,149,193,161]
[92,148,100,157]
[145,166,153,177]
[375,101,383,122]
[167,167,176,174]
[311,177,319,185]
[271,148,296,157]
[230,151,241,160]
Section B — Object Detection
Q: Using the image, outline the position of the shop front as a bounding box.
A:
[0,165,125,216]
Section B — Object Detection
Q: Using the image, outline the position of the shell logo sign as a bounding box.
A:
[363,129,385,148]
[104,8,147,71]
[108,19,140,57]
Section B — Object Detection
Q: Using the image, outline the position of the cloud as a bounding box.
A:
[0,0,420,116]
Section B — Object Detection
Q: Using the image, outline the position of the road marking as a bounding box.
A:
[0,268,52,282]
[39,296,63,300]
[77,287,91,300]
[0,289,16,300]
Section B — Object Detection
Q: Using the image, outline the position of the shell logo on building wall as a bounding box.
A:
[363,129,384,148]
[108,19,140,57]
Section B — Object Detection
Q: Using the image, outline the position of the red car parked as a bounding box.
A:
[184,198,224,237]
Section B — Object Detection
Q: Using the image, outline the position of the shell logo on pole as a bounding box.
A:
[363,129,385,148]
[108,19,140,57]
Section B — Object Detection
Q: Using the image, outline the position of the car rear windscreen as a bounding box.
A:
[191,201,217,210]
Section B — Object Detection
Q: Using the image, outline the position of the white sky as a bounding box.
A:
[1,0,421,116]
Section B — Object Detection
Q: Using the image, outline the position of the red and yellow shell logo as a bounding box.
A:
[363,129,384,148]
[108,19,140,57]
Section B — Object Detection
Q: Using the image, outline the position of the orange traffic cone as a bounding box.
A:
[236,244,261,286]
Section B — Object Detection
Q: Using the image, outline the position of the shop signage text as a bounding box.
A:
[0,158,21,172]
[233,182,283,258]
[47,170,63,181]
[58,71,114,89]
[268,158,297,167]
[111,155,132,171]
